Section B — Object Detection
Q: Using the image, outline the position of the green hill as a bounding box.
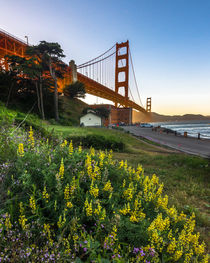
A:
[59,96,88,125]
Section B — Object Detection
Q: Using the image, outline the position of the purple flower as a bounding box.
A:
[149,248,155,256]
[133,247,139,254]
[83,247,87,252]
[140,249,145,257]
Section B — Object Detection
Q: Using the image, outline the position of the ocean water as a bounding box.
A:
[152,121,210,139]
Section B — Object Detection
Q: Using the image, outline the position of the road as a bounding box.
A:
[123,126,210,158]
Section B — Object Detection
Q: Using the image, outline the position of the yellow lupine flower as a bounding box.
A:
[194,242,205,255]
[108,149,113,163]
[99,151,105,167]
[5,213,12,230]
[94,201,102,216]
[174,250,183,261]
[184,249,193,263]
[156,183,164,196]
[148,213,170,232]
[103,180,113,192]
[151,174,159,184]
[66,201,73,208]
[130,211,138,223]
[85,154,92,177]
[119,203,131,215]
[90,147,95,156]
[100,208,106,220]
[42,186,49,203]
[84,199,92,216]
[29,195,36,214]
[122,179,126,188]
[78,144,82,153]
[89,181,99,198]
[69,140,73,155]
[43,223,53,245]
[157,195,168,210]
[167,238,176,254]
[201,255,209,263]
[119,160,124,169]
[92,164,100,180]
[177,211,187,222]
[63,237,71,254]
[123,182,134,201]
[17,143,24,157]
[59,158,64,179]
[167,206,178,221]
[61,140,68,148]
[28,126,35,148]
[64,184,70,200]
[57,213,66,228]
[19,214,27,230]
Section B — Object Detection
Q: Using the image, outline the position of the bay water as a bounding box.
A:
[152,120,210,139]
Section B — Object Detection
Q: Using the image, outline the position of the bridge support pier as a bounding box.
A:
[146,97,152,112]
[69,60,77,83]
[115,41,129,107]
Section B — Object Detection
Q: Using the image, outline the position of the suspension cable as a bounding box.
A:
[77,44,116,68]
[77,51,116,69]
[129,48,143,106]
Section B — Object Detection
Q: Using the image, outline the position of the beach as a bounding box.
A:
[123,126,210,158]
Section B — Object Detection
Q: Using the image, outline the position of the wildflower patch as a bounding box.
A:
[0,127,208,262]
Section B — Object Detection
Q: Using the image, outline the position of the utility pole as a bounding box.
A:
[24,36,29,45]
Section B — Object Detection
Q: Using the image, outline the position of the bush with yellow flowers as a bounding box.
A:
[0,127,208,262]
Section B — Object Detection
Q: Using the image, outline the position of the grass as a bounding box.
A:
[45,124,210,250]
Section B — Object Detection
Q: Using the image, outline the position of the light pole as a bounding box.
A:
[24,36,29,45]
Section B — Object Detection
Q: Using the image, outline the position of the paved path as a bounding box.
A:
[123,126,210,158]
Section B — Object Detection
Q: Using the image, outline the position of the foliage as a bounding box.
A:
[64,81,86,99]
[0,127,208,262]
[66,134,125,151]
[26,41,67,121]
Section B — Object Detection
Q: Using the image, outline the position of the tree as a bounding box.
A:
[0,69,18,106]
[63,81,86,99]
[6,55,45,119]
[95,107,110,119]
[82,107,110,119]
[26,41,67,121]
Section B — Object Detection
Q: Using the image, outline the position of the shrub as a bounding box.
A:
[0,128,208,262]
[65,134,125,151]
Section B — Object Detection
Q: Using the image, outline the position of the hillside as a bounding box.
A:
[59,96,88,125]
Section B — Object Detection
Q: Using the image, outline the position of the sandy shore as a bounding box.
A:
[123,126,210,158]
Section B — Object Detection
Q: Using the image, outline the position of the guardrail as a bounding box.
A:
[152,126,210,140]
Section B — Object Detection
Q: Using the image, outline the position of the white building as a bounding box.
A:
[80,111,102,127]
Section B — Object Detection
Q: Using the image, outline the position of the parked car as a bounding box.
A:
[140,123,153,128]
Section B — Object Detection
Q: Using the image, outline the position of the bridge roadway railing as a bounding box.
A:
[0,28,27,58]
[0,28,27,45]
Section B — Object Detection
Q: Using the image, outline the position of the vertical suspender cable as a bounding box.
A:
[129,48,143,107]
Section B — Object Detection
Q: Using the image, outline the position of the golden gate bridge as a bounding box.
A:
[0,28,151,122]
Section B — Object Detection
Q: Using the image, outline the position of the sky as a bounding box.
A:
[1,0,210,115]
